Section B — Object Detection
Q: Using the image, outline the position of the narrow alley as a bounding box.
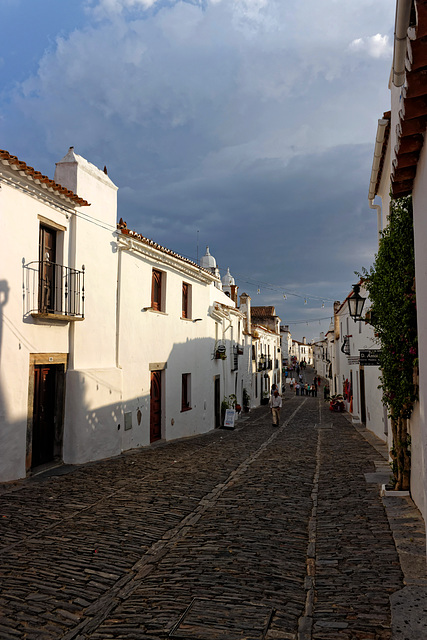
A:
[0,392,425,640]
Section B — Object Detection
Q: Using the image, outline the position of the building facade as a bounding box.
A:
[0,148,251,482]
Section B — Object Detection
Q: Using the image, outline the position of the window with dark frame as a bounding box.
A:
[151,269,163,311]
[39,225,57,313]
[181,373,191,411]
[182,282,189,318]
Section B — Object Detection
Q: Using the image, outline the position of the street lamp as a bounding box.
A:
[347,284,366,322]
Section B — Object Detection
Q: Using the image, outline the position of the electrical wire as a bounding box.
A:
[58,206,339,305]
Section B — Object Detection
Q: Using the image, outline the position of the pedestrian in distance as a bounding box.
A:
[295,382,300,396]
[271,383,277,395]
[269,389,282,426]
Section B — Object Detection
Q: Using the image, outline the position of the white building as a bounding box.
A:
[367,0,427,530]
[331,285,386,439]
[280,325,292,367]
[291,338,313,366]
[0,147,247,482]
[251,307,281,404]
[311,333,328,379]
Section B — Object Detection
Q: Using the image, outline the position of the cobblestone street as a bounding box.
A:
[0,393,424,639]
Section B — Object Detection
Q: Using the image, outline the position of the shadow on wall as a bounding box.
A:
[0,279,28,481]
[0,280,9,450]
[0,314,253,481]
[64,333,252,465]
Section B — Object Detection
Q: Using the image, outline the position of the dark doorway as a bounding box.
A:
[32,364,64,468]
[214,376,221,428]
[360,368,366,424]
[150,371,162,442]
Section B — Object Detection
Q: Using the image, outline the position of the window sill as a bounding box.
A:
[180,316,193,321]
[31,312,84,323]
[181,406,192,413]
[145,308,168,316]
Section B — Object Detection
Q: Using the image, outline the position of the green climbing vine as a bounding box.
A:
[361,195,418,490]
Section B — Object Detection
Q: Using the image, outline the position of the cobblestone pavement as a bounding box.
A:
[0,392,415,639]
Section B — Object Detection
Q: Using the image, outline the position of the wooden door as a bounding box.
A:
[150,371,162,442]
[32,365,56,467]
[214,376,221,428]
[360,368,366,424]
[39,226,57,312]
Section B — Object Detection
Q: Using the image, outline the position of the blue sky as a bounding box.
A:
[0,0,395,340]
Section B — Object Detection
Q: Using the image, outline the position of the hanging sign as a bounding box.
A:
[223,409,236,429]
[359,349,381,366]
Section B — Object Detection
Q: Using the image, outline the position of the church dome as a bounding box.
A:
[222,267,235,287]
[200,246,217,270]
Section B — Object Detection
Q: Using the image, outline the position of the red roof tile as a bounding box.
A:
[251,306,277,317]
[117,220,218,277]
[0,149,90,206]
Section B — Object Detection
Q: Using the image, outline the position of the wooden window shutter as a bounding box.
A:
[182,282,189,318]
[152,269,162,311]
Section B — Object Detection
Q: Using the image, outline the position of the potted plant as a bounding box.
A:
[228,394,237,408]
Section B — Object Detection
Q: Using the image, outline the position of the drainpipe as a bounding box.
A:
[116,238,131,369]
[392,0,412,87]
[368,117,389,244]
[369,199,382,245]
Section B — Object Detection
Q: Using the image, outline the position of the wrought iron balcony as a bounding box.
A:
[24,260,85,320]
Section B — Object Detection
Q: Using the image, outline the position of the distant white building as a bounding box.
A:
[251,306,281,402]
[311,333,328,379]
[280,325,292,367]
[291,338,313,366]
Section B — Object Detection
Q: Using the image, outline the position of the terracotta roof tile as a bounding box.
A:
[251,306,276,317]
[117,220,218,277]
[0,149,90,206]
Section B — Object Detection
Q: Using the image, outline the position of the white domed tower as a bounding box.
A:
[221,267,235,298]
[200,246,220,280]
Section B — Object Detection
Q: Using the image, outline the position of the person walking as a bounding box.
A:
[295,382,300,396]
[269,389,282,426]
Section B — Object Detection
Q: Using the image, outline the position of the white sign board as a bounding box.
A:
[223,409,236,429]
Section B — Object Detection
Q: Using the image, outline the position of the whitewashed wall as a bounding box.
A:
[0,161,75,481]
[116,235,240,446]
[54,150,123,464]
[410,140,427,523]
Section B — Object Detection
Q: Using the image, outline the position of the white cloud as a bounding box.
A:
[349,33,392,59]
[86,0,160,18]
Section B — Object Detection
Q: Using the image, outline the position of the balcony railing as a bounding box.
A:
[24,261,85,319]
